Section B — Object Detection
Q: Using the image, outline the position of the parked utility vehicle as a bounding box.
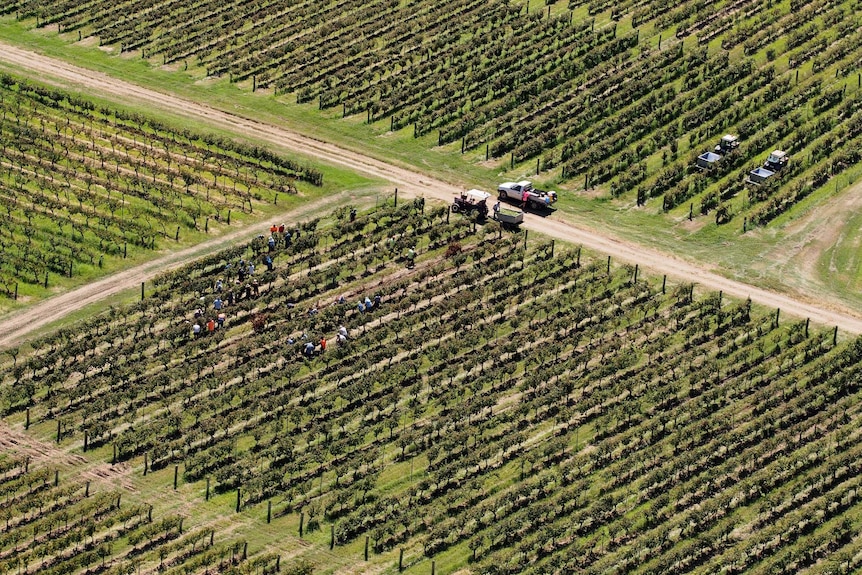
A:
[714,134,739,154]
[451,189,491,218]
[497,180,557,210]
[764,150,788,171]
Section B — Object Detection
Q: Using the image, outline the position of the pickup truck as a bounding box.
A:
[497,180,557,210]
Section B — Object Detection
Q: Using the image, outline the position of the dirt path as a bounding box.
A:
[1,42,861,346]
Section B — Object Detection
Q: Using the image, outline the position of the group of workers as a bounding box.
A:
[299,325,349,357]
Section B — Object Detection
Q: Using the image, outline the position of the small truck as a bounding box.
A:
[714,134,739,155]
[497,180,557,210]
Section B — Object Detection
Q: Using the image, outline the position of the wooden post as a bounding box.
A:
[689,203,693,221]
[267,501,272,524]
[85,481,90,497]
[394,188,398,207]
[173,465,179,489]
[14,283,17,300]
[607,255,611,275]
[511,152,514,169]
[775,308,780,328]
[25,408,29,429]
[227,210,231,225]
[432,560,436,575]
[576,246,581,267]
[205,477,210,501]
[176,226,180,241]
[141,281,145,301]
[364,536,369,561]
[143,452,148,475]
[805,318,809,337]
[633,264,638,283]
[536,157,540,174]
[399,549,404,571]
[486,143,489,160]
[112,443,117,464]
[83,430,88,452]
[662,275,667,294]
[299,512,304,537]
[330,524,335,550]
[833,326,839,346]
[550,240,555,258]
[54,470,59,486]
[446,206,450,224]
[523,229,528,250]
[236,488,241,512]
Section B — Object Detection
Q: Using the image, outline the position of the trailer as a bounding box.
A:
[492,203,524,228]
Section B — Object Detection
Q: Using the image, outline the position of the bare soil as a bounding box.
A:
[0,41,861,348]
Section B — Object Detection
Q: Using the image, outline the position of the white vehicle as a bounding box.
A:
[497,180,557,210]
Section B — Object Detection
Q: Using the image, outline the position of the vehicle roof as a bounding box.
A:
[722,134,738,141]
[465,189,491,201]
[769,150,787,158]
[516,180,533,187]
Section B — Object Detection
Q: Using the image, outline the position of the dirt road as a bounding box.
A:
[1,41,861,348]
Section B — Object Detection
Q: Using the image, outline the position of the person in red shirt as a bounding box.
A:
[319,336,327,352]
[207,318,215,333]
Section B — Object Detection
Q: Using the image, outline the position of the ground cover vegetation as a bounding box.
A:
[0,73,322,302]
[3,201,862,574]
[1,0,861,228]
[0,455,269,575]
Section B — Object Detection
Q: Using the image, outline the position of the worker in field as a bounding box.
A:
[406,246,416,268]
[521,190,528,208]
[304,341,315,357]
[264,255,274,271]
[217,313,226,328]
[270,223,278,234]
[319,336,326,352]
[213,297,223,311]
[268,236,276,252]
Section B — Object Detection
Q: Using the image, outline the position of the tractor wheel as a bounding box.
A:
[451,203,460,213]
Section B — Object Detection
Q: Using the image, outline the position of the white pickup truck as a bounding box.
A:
[497,180,557,210]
